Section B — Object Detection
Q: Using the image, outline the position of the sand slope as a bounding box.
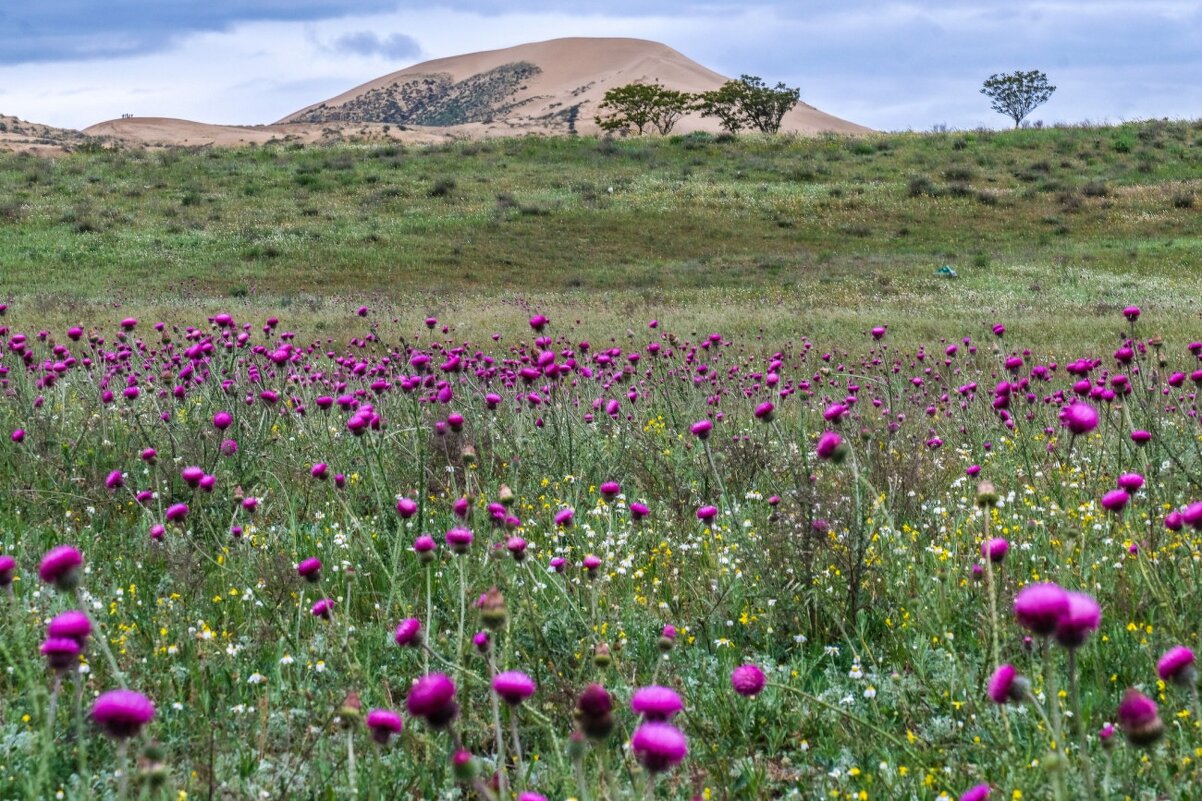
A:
[0,113,90,154]
[280,37,869,136]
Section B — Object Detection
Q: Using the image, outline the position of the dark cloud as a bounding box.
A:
[332,31,421,60]
[0,1,400,64]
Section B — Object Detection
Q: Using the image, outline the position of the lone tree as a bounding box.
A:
[981,70,1055,128]
[697,75,800,134]
[595,83,693,136]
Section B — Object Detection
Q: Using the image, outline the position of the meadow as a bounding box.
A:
[1,122,1202,800]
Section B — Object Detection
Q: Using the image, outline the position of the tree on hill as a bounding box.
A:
[696,75,801,134]
[594,83,694,136]
[981,70,1056,128]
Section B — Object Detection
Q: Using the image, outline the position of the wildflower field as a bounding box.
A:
[3,123,1202,800]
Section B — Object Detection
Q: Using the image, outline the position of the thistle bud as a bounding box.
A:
[461,445,477,465]
[975,480,998,508]
[480,586,507,630]
[338,692,362,728]
[451,749,478,782]
[498,484,515,506]
[567,730,588,761]
[593,642,612,668]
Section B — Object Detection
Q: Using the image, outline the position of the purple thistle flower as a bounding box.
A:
[406,673,458,728]
[1117,688,1164,746]
[1059,402,1099,435]
[630,686,684,721]
[396,497,418,518]
[1157,646,1196,687]
[365,709,403,744]
[981,538,1009,563]
[296,557,322,583]
[689,419,713,439]
[816,430,847,462]
[91,689,155,738]
[630,722,688,773]
[165,503,189,523]
[444,527,473,554]
[1100,489,1130,514]
[0,554,16,587]
[394,618,422,647]
[310,598,334,620]
[41,638,81,672]
[960,785,991,801]
[731,664,767,697]
[39,545,83,589]
[492,671,537,705]
[987,664,1027,705]
[1013,583,1069,636]
[1054,592,1101,649]
[47,610,92,645]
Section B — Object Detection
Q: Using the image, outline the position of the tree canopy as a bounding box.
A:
[981,70,1056,128]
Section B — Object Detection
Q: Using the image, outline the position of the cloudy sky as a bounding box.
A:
[2,1,1200,132]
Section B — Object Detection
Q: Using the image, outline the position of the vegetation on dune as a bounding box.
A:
[1,119,1201,348]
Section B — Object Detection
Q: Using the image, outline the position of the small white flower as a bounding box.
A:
[247,673,266,685]
[279,654,294,665]
[864,687,877,699]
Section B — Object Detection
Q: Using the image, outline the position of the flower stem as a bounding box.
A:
[1042,644,1067,801]
[510,709,525,793]
[1066,648,1095,797]
[346,728,358,797]
[487,649,509,799]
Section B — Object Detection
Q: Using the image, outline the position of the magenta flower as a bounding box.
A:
[630,502,650,521]
[696,505,718,523]
[870,326,887,340]
[91,689,155,738]
[406,673,458,728]
[1013,583,1069,636]
[1059,402,1099,435]
[816,430,846,462]
[1157,646,1196,686]
[631,722,688,773]
[987,664,1026,704]
[731,664,766,697]
[394,618,422,647]
[41,638,81,672]
[1054,592,1101,649]
[554,508,575,527]
[445,527,473,554]
[296,557,322,583]
[48,610,92,645]
[310,598,334,620]
[396,497,418,518]
[165,503,189,523]
[310,463,329,480]
[1100,489,1129,514]
[492,671,537,705]
[689,419,713,439]
[754,401,775,422]
[1130,430,1152,445]
[104,470,124,490]
[10,429,25,443]
[981,538,1008,563]
[0,554,15,586]
[365,709,403,744]
[960,785,991,801]
[631,686,684,721]
[599,481,621,501]
[576,684,615,739]
[212,411,233,430]
[181,466,204,487]
[1122,305,1141,321]
[1117,473,1144,493]
[1117,688,1163,746]
[39,545,83,589]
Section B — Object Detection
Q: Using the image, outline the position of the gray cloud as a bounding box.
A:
[332,31,422,60]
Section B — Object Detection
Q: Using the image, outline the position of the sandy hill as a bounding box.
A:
[0,113,90,153]
[82,117,452,148]
[280,37,869,136]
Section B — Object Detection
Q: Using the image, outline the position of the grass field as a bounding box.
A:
[1,122,1202,800]
[2,120,1201,346]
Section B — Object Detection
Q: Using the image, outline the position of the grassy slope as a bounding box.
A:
[1,121,1200,346]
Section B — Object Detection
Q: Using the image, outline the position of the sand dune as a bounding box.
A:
[281,37,869,136]
[74,37,867,148]
[0,113,89,154]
